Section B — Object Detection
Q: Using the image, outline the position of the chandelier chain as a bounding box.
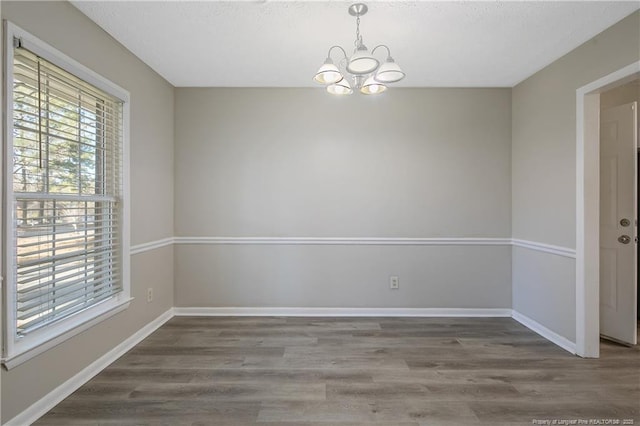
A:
[355,15,361,46]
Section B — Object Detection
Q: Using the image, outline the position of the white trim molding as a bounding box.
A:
[173,307,513,317]
[130,237,174,255]
[2,298,132,370]
[2,20,133,369]
[512,310,576,354]
[174,236,512,246]
[511,239,576,258]
[131,237,577,259]
[4,309,174,426]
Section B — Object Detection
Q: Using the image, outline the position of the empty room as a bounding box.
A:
[1,0,639,424]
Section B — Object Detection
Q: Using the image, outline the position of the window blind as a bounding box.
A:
[11,46,124,336]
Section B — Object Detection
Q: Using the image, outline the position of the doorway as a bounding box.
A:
[576,61,640,358]
[599,80,639,346]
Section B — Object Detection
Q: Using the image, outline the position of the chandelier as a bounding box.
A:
[313,3,405,95]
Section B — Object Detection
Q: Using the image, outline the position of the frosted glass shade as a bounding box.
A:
[313,60,342,84]
[346,47,379,75]
[327,78,353,95]
[360,75,387,95]
[374,58,405,83]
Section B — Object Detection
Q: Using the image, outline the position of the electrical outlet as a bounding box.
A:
[147,288,153,303]
[390,276,399,289]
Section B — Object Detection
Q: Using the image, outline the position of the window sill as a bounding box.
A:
[2,297,133,370]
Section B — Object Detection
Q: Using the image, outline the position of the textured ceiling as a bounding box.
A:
[70,1,639,88]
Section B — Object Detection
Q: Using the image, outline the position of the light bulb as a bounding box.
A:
[360,75,387,95]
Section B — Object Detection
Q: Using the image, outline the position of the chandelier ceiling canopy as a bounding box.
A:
[313,3,405,95]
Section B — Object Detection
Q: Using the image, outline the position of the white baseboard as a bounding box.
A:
[173,307,513,317]
[5,309,174,426]
[512,310,576,354]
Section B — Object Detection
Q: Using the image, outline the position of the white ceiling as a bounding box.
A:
[70,1,639,88]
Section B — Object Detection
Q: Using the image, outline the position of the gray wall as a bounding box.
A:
[174,88,512,308]
[601,80,640,109]
[1,2,175,422]
[511,12,640,342]
[175,244,511,308]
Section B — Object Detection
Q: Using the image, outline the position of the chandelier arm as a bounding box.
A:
[371,44,392,58]
[327,45,349,62]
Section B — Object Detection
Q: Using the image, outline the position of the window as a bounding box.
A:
[3,23,130,368]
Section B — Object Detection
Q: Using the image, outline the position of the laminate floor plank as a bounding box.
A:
[468,401,640,423]
[256,400,481,423]
[187,368,375,384]
[512,383,640,401]
[315,336,461,348]
[37,400,260,424]
[241,354,411,370]
[283,345,473,360]
[89,368,196,384]
[128,345,286,357]
[34,317,640,425]
[128,382,327,402]
[109,354,246,369]
[371,367,640,386]
[325,383,430,401]
[255,423,421,426]
[175,336,319,347]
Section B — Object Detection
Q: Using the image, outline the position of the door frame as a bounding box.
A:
[576,61,640,358]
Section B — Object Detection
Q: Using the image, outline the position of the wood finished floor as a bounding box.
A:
[36,317,640,425]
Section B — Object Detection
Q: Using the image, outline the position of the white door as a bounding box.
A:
[600,101,638,345]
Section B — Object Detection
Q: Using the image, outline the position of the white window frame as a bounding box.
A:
[2,21,131,369]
